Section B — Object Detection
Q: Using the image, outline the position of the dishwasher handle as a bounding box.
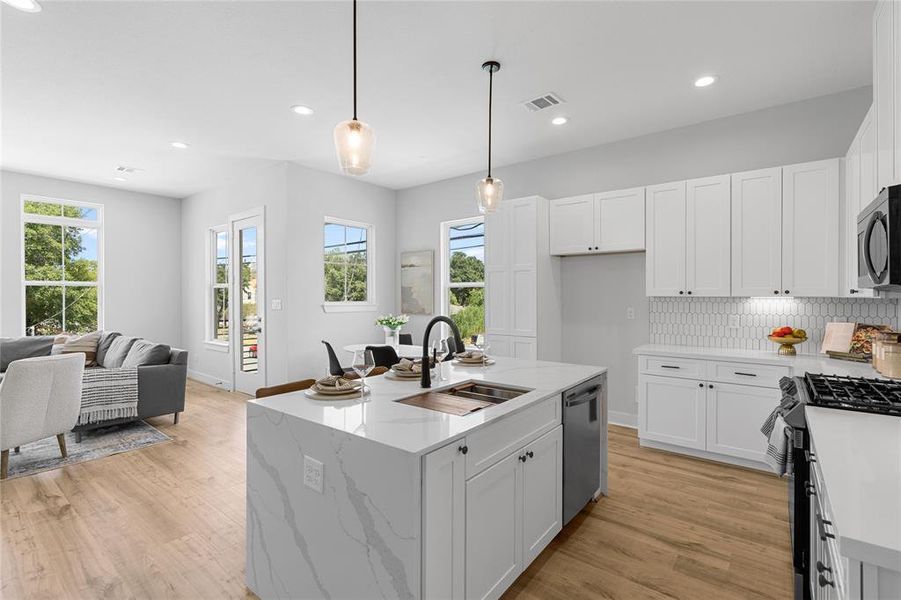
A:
[565,386,600,422]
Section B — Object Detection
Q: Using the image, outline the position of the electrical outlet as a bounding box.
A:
[303,455,323,494]
[271,298,283,310]
[728,315,740,329]
[626,307,636,320]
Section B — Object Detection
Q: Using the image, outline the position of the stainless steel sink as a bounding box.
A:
[443,382,532,404]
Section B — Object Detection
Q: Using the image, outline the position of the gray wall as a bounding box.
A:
[396,86,872,425]
[180,161,396,388]
[1,170,182,345]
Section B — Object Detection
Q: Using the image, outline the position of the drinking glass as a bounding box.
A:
[352,349,375,394]
[432,339,449,381]
[475,337,490,369]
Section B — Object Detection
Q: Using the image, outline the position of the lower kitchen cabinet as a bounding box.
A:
[638,374,707,450]
[487,334,537,360]
[520,426,563,565]
[706,382,779,463]
[422,439,466,600]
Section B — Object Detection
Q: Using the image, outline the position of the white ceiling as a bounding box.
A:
[1,0,874,198]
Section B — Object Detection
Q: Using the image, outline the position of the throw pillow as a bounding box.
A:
[102,336,139,369]
[122,339,171,368]
[60,331,101,366]
[96,331,122,366]
[0,336,55,371]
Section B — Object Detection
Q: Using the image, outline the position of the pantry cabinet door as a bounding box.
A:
[706,383,779,464]
[638,374,706,451]
[596,187,645,253]
[521,426,562,565]
[465,452,522,600]
[512,336,537,360]
[549,195,595,255]
[686,175,731,296]
[509,198,538,337]
[486,334,512,358]
[423,440,466,600]
[731,167,783,297]
[645,181,687,296]
[874,0,896,191]
[782,159,840,297]
[484,209,510,335]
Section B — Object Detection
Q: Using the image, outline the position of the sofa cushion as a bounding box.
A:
[60,331,101,366]
[0,336,55,372]
[96,331,121,366]
[122,339,171,368]
[102,336,139,368]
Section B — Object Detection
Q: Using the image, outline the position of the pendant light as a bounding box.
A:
[333,0,375,176]
[477,60,503,214]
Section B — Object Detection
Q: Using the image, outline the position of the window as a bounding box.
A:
[442,217,485,343]
[323,217,374,310]
[22,196,102,336]
[207,226,229,345]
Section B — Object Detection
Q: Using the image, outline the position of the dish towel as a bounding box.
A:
[761,411,791,476]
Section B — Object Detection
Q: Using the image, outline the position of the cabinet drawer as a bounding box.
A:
[639,355,706,379]
[466,396,560,479]
[708,360,790,388]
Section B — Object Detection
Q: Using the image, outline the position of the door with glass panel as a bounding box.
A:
[231,214,265,395]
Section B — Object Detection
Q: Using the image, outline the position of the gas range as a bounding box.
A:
[802,373,901,417]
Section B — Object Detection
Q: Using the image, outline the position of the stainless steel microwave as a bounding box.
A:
[858,184,901,290]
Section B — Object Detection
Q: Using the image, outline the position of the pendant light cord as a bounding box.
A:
[487,67,493,177]
[353,0,358,121]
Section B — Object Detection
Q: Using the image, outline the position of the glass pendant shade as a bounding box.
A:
[333,118,375,176]
[477,176,503,214]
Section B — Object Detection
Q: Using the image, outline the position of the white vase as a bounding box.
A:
[384,327,400,349]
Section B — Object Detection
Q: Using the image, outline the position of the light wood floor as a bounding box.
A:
[1,380,792,599]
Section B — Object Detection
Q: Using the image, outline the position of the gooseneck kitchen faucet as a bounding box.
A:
[420,316,466,388]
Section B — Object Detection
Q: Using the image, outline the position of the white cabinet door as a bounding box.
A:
[874,0,896,191]
[423,439,466,600]
[782,159,840,297]
[486,334,512,358]
[465,452,522,600]
[509,198,538,337]
[686,175,731,296]
[861,106,878,209]
[484,208,510,336]
[646,181,687,296]
[521,426,562,565]
[549,195,595,255]
[731,167,783,297]
[596,187,645,253]
[638,374,707,450]
[706,383,779,463]
[512,336,537,360]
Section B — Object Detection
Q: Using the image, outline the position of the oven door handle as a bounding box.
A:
[863,210,886,283]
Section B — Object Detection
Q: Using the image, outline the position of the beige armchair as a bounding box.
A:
[0,354,85,479]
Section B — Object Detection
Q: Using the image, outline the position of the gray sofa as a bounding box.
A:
[0,333,187,441]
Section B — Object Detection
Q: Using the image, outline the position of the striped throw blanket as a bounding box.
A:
[78,367,139,425]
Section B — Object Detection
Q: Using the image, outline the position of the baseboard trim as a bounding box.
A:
[608,411,637,429]
[187,369,232,390]
[639,438,771,473]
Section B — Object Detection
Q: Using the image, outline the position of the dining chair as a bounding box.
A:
[255,379,316,399]
[445,336,459,356]
[322,340,354,377]
[365,345,400,369]
[399,333,413,345]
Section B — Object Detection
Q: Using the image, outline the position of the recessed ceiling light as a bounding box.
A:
[694,75,717,88]
[113,177,127,182]
[291,105,315,116]
[170,141,189,149]
[551,116,568,126]
[1,0,42,13]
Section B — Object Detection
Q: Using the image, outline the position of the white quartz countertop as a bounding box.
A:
[633,343,882,379]
[249,357,606,456]
[805,408,901,569]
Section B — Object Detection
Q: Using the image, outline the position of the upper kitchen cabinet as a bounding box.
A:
[731,167,783,296]
[549,187,645,256]
[874,0,898,192]
[485,196,562,361]
[782,159,840,297]
[844,109,877,298]
[646,177,731,297]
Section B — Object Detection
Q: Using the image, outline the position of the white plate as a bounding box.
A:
[453,358,495,366]
[385,371,421,381]
[310,383,363,395]
[304,388,363,400]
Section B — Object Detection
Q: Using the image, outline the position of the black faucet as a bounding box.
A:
[421,316,465,388]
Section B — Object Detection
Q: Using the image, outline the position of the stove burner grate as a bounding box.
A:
[803,373,901,417]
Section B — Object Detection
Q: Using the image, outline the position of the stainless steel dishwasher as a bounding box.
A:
[562,375,604,525]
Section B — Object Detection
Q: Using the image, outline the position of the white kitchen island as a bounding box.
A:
[246,357,607,600]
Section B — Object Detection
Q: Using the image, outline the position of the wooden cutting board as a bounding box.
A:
[397,392,493,416]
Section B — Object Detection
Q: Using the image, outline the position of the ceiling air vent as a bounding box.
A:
[522,92,565,112]
[116,165,142,174]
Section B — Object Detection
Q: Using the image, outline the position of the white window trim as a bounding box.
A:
[205,224,230,352]
[321,216,377,313]
[440,216,485,316]
[20,194,104,335]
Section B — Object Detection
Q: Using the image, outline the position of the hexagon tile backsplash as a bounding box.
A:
[649,297,899,353]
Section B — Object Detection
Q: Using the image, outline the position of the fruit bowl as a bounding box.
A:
[768,335,807,356]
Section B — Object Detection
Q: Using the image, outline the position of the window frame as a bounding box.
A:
[440,215,485,317]
[321,216,377,313]
[205,224,230,351]
[20,194,104,336]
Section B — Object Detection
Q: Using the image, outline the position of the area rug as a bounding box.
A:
[4,421,171,480]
